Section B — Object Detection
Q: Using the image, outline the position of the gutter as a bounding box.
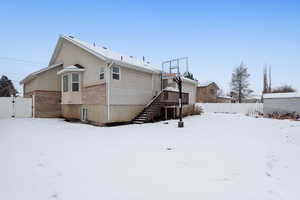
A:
[106,61,114,121]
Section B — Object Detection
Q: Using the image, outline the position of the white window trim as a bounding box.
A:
[112,66,121,80]
[100,67,105,80]
[62,74,69,93]
[71,72,80,92]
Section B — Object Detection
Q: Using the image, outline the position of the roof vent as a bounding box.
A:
[69,35,74,38]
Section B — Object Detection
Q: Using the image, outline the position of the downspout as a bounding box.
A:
[151,73,154,95]
[106,61,114,121]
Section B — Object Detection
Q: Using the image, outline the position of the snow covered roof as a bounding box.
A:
[181,77,198,85]
[50,35,161,74]
[163,87,179,92]
[263,92,300,99]
[217,95,232,99]
[20,62,63,84]
[198,81,219,88]
[163,76,198,85]
[57,65,85,75]
[245,95,261,100]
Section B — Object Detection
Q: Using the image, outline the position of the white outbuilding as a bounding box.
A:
[263,92,300,115]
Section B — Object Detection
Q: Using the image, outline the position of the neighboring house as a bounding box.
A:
[243,95,262,103]
[21,35,197,124]
[196,81,219,103]
[216,95,233,103]
[263,93,300,115]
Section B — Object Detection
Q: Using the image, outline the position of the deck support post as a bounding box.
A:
[165,107,167,120]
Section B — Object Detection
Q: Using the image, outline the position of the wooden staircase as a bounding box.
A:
[131,90,189,124]
[132,91,165,124]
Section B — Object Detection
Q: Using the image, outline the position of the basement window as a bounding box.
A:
[63,74,69,92]
[80,108,88,121]
[112,66,120,80]
[72,73,80,92]
[99,67,105,80]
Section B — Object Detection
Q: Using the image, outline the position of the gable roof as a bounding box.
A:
[57,65,85,75]
[50,35,161,74]
[20,62,63,84]
[263,92,300,99]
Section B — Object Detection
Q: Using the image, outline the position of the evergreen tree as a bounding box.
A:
[183,71,195,80]
[0,75,18,97]
[263,65,269,93]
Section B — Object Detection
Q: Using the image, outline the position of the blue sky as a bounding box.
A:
[1,0,300,94]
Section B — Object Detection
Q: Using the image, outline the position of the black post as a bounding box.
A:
[173,76,184,128]
[177,77,184,128]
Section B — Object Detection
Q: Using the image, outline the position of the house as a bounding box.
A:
[216,95,233,103]
[263,92,300,115]
[20,63,63,117]
[243,95,262,103]
[196,81,219,103]
[21,35,197,125]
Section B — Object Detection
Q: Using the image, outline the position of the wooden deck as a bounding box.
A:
[132,90,188,124]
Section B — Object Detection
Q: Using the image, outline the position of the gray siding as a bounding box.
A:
[264,97,300,115]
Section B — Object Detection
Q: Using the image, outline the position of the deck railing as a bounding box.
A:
[159,91,189,105]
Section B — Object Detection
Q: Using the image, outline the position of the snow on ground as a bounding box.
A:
[1,113,300,200]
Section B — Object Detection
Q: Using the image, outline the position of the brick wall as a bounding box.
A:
[196,85,218,103]
[82,83,106,105]
[25,90,61,118]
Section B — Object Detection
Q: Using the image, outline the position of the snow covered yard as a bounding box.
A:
[1,114,300,200]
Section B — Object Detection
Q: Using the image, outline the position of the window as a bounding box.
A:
[100,67,105,80]
[72,73,80,92]
[63,74,69,92]
[80,108,88,121]
[112,66,120,80]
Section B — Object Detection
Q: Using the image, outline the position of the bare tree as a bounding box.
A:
[230,62,253,103]
[272,85,296,93]
[217,88,225,97]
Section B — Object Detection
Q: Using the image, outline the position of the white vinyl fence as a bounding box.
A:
[197,103,263,116]
[0,97,32,118]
